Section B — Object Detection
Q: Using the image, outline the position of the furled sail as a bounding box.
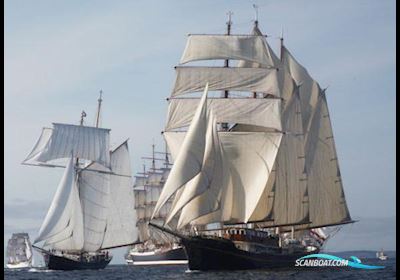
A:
[166,98,281,131]
[180,35,277,67]
[35,157,84,251]
[172,67,279,97]
[23,123,111,167]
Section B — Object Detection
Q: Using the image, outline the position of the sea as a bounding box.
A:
[4,252,396,280]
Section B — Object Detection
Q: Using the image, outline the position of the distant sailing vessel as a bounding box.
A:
[125,144,187,265]
[6,233,32,269]
[23,94,137,270]
[376,249,388,261]
[150,12,354,271]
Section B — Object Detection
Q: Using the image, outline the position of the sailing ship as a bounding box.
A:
[376,249,388,261]
[23,94,137,270]
[125,144,187,265]
[6,233,33,269]
[149,13,354,271]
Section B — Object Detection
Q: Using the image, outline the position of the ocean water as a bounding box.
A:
[4,257,396,280]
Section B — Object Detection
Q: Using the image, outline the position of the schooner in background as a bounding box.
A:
[150,14,354,271]
[22,94,137,270]
[125,144,187,265]
[6,233,33,269]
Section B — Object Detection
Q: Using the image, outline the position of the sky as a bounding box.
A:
[4,0,396,264]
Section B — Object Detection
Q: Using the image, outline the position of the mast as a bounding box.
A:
[221,11,232,131]
[96,90,103,128]
[76,110,86,166]
[252,4,258,99]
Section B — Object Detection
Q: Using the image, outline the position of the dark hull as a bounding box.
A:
[129,247,187,265]
[181,236,317,271]
[44,253,111,270]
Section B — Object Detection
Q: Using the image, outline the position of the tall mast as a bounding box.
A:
[253,4,259,99]
[76,110,87,166]
[280,27,284,62]
[224,11,232,96]
[151,142,156,172]
[95,90,103,128]
[221,11,232,130]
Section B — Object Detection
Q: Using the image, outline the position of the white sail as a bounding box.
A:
[152,84,210,218]
[165,113,226,226]
[134,188,146,208]
[304,91,351,227]
[166,98,281,131]
[237,25,281,68]
[282,46,320,133]
[79,162,109,251]
[101,141,137,248]
[272,87,310,226]
[25,123,111,167]
[180,35,277,67]
[35,157,84,251]
[172,67,279,97]
[163,130,282,225]
[220,131,282,223]
[23,127,53,164]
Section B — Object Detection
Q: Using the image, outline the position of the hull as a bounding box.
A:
[43,253,112,270]
[181,236,317,271]
[127,247,187,265]
[6,261,31,269]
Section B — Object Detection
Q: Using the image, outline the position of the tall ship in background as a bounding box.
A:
[150,10,354,271]
[6,233,33,269]
[125,144,187,265]
[23,93,137,270]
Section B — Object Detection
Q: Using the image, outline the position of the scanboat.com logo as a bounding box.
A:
[295,254,385,270]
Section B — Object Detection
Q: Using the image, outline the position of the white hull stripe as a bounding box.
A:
[129,260,188,265]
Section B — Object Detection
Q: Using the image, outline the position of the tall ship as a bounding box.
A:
[23,94,137,270]
[6,233,33,269]
[125,144,187,265]
[150,12,354,271]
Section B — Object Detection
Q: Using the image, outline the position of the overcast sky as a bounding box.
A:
[5,0,395,264]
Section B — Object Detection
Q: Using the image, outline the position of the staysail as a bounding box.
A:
[36,157,84,251]
[280,46,352,229]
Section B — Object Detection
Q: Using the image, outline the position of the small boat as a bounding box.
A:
[376,249,388,261]
[6,233,32,269]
